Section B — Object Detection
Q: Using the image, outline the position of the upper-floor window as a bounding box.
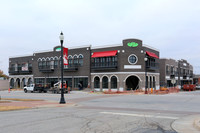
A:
[68,55,73,66]
[166,65,169,74]
[54,58,58,68]
[171,66,174,74]
[73,55,78,65]
[78,55,83,66]
[42,59,46,67]
[128,54,138,64]
[21,62,29,71]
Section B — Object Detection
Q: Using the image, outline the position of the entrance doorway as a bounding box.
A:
[126,76,140,90]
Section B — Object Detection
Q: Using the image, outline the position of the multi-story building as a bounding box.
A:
[160,58,193,88]
[9,39,160,91]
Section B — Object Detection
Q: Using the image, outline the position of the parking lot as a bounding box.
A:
[1,90,200,133]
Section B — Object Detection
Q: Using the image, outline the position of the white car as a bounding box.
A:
[196,85,200,90]
[23,84,35,93]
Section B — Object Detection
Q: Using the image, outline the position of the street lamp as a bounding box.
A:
[59,32,66,104]
[144,57,148,94]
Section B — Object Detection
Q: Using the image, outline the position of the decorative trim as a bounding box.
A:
[91,72,160,75]
[124,65,141,69]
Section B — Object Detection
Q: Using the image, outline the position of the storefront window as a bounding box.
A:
[74,77,88,88]
[102,76,108,88]
[111,76,117,88]
[94,77,100,88]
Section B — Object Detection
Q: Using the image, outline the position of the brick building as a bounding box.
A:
[159,58,193,88]
[9,39,160,91]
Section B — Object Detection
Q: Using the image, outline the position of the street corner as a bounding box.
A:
[172,114,200,133]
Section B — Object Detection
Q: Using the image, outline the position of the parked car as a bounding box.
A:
[196,85,200,90]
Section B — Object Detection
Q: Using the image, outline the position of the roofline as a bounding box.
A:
[143,44,160,52]
[68,45,91,50]
[9,54,33,59]
[33,49,52,54]
[123,38,143,41]
[91,44,122,50]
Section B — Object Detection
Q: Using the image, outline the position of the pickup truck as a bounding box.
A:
[23,84,48,93]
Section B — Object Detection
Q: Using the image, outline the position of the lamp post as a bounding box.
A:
[59,32,66,104]
[144,57,148,94]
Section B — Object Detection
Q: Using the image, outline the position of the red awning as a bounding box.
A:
[146,51,159,59]
[91,50,118,58]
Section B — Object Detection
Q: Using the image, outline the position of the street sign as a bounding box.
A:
[171,79,176,84]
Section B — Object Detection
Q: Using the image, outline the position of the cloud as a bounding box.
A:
[0,0,200,74]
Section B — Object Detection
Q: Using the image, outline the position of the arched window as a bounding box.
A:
[16,78,20,88]
[49,58,54,69]
[78,54,83,66]
[150,76,152,88]
[54,57,58,68]
[68,55,73,67]
[94,77,100,88]
[28,78,32,85]
[42,58,46,68]
[38,59,42,69]
[74,55,78,65]
[111,76,117,89]
[102,76,108,89]
[46,58,50,69]
[22,78,26,87]
[153,76,156,88]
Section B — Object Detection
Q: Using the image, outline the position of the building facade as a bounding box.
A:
[9,39,160,91]
[159,58,193,88]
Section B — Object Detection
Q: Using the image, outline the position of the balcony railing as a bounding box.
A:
[9,67,32,74]
[64,64,79,71]
[91,61,117,70]
[146,62,159,70]
[38,65,54,72]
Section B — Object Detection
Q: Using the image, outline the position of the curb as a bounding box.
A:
[194,119,200,130]
[172,115,200,133]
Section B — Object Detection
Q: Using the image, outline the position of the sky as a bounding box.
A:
[0,0,200,75]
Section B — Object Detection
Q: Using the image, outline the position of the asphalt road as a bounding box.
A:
[1,90,200,133]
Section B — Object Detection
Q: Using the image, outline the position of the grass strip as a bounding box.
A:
[1,98,44,101]
[0,106,31,111]
[0,101,11,103]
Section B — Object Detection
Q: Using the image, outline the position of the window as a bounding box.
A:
[42,59,46,67]
[78,55,83,66]
[94,77,100,88]
[68,56,73,67]
[102,76,108,88]
[74,56,78,65]
[128,54,138,64]
[111,76,117,88]
[54,59,58,68]
[166,65,169,74]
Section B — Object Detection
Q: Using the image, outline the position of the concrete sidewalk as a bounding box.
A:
[172,115,200,133]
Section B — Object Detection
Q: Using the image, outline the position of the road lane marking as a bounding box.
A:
[100,112,179,119]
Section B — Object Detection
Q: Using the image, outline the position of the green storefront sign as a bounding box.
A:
[127,42,139,47]
[55,47,61,51]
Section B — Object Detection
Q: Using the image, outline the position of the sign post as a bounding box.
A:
[171,78,176,88]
